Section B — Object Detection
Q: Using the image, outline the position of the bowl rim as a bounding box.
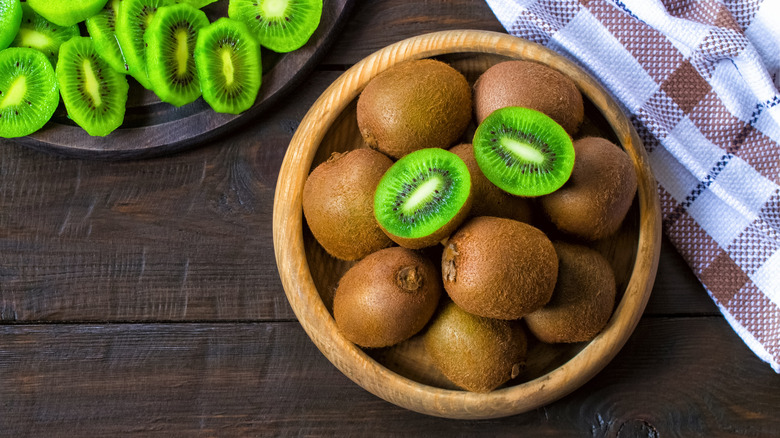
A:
[273,29,662,420]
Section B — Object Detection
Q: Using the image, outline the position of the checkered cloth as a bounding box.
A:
[485,0,780,372]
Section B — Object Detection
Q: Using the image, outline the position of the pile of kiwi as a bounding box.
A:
[0,0,323,138]
[303,57,638,393]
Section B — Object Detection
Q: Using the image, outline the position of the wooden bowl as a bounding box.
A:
[273,30,662,419]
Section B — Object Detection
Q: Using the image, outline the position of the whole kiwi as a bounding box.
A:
[442,216,558,320]
[539,136,637,241]
[525,242,617,343]
[473,60,584,135]
[356,59,472,159]
[423,301,527,393]
[303,148,393,261]
[448,143,533,223]
[333,247,442,348]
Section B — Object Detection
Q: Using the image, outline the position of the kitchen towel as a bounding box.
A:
[484,0,780,372]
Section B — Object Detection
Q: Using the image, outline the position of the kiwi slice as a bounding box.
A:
[57,36,129,136]
[374,148,472,249]
[228,0,322,53]
[0,0,23,51]
[85,0,129,74]
[11,3,80,66]
[144,3,209,106]
[116,0,173,90]
[473,106,575,197]
[0,47,59,138]
[175,0,216,8]
[194,17,262,114]
[26,0,110,27]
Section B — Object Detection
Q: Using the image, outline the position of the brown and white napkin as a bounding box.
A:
[485,0,780,372]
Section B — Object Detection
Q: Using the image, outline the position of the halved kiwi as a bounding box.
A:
[85,0,128,74]
[144,3,209,106]
[116,0,173,89]
[473,106,575,197]
[0,0,23,51]
[0,47,59,138]
[228,0,322,53]
[194,17,262,114]
[11,3,80,66]
[26,0,110,27]
[56,36,129,136]
[374,148,472,249]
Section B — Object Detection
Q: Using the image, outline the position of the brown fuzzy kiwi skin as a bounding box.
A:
[539,136,638,241]
[380,190,473,250]
[441,216,558,320]
[356,59,472,159]
[303,148,394,261]
[333,247,442,348]
[473,60,584,135]
[525,242,617,343]
[449,143,533,223]
[423,301,527,393]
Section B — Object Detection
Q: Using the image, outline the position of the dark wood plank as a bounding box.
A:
[1,318,778,436]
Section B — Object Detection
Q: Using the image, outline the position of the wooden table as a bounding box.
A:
[2,1,778,435]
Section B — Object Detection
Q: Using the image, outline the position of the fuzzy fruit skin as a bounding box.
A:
[539,136,637,241]
[525,242,616,343]
[473,60,584,136]
[442,216,557,320]
[303,148,394,261]
[356,59,472,159]
[424,301,527,393]
[333,247,442,348]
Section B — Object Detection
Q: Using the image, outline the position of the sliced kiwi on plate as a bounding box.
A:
[85,0,129,74]
[116,0,173,89]
[144,3,209,106]
[11,3,80,66]
[0,47,59,138]
[194,17,262,114]
[473,106,575,197]
[0,0,23,51]
[26,0,110,27]
[56,36,129,136]
[374,148,472,249]
[228,0,322,53]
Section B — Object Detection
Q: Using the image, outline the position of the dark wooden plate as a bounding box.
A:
[11,0,354,160]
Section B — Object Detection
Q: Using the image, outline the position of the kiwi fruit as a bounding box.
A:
[26,0,110,27]
[472,106,575,197]
[333,247,442,349]
[116,0,173,90]
[0,47,60,138]
[11,3,80,66]
[356,59,472,159]
[449,143,533,223]
[303,148,394,261]
[423,301,527,393]
[0,0,22,51]
[144,3,209,106]
[539,136,637,241]
[228,0,323,53]
[525,242,617,343]
[57,36,129,136]
[85,0,129,74]
[442,216,557,320]
[474,60,584,135]
[194,17,262,114]
[374,148,472,249]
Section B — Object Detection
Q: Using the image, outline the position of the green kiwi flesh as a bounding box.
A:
[423,301,527,393]
[0,47,59,138]
[26,0,110,27]
[303,148,394,261]
[473,106,575,197]
[116,0,173,90]
[333,247,442,349]
[194,17,262,114]
[175,0,217,8]
[524,242,617,343]
[57,36,129,136]
[144,3,209,106]
[374,148,472,249]
[0,0,23,51]
[12,3,80,66]
[228,0,323,53]
[85,0,129,74]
